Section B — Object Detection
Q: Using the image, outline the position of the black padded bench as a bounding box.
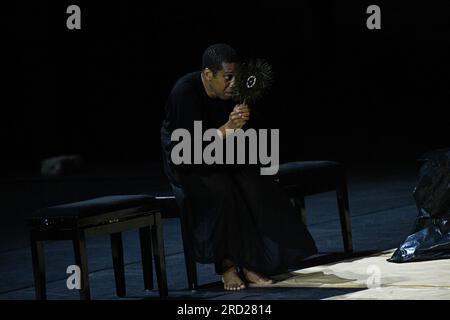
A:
[163,160,353,290]
[29,195,168,300]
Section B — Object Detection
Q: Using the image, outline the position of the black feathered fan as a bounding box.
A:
[232,59,274,106]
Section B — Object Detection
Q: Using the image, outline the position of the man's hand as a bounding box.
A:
[227,104,251,129]
[218,104,250,138]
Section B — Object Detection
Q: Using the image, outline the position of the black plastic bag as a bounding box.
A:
[388,148,450,263]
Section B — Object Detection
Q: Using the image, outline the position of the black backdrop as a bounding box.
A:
[3,1,449,173]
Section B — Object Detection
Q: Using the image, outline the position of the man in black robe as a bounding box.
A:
[161,43,317,290]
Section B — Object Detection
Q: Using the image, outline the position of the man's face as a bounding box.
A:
[208,62,238,100]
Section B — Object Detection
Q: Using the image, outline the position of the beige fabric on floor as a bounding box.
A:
[256,249,450,299]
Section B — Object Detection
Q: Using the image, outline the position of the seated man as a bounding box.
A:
[160,43,317,291]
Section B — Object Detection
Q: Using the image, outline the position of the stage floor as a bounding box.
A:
[1,161,448,300]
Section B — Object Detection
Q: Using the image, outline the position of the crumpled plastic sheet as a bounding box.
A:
[389,148,450,263]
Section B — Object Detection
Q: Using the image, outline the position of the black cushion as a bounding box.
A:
[275,161,344,195]
[32,195,158,220]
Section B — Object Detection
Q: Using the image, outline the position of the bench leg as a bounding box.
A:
[290,196,307,225]
[151,212,168,298]
[30,235,46,300]
[336,178,353,253]
[73,231,91,300]
[110,232,126,297]
[139,226,153,290]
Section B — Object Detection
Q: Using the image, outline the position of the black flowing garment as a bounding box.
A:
[161,72,317,275]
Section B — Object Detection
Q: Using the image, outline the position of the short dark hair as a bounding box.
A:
[202,43,239,74]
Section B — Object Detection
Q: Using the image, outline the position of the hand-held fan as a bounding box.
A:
[232,59,274,106]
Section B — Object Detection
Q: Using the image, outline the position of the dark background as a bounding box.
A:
[2,0,449,175]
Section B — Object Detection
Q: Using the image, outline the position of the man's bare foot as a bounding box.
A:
[242,268,274,286]
[222,267,246,291]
